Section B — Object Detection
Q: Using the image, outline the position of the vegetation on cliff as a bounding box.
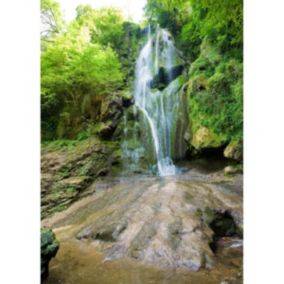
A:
[41,0,141,140]
[145,0,243,152]
[41,0,243,164]
[40,2,243,283]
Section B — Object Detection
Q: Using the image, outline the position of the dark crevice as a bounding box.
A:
[208,210,240,253]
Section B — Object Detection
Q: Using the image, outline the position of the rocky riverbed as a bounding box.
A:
[42,160,242,284]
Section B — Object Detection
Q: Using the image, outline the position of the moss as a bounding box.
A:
[184,192,194,202]
[201,207,216,225]
[41,137,122,218]
[191,127,226,150]
[195,208,203,218]
[42,139,76,151]
[57,170,70,179]
[224,165,243,176]
[200,38,222,65]
[66,186,78,194]
[224,140,243,161]
[187,39,243,152]
[189,74,209,93]
[41,228,59,280]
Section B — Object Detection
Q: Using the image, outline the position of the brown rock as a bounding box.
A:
[224,141,243,161]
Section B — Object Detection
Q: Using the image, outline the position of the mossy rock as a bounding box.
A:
[191,127,226,150]
[121,90,134,107]
[224,165,243,175]
[95,121,116,140]
[150,65,184,90]
[57,176,91,190]
[100,94,123,122]
[188,74,209,94]
[41,228,59,280]
[224,140,243,161]
[186,38,243,150]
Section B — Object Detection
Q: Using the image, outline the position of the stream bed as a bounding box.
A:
[42,160,242,284]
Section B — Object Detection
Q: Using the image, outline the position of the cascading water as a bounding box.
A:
[123,26,188,176]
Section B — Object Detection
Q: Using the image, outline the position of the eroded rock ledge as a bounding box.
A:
[42,171,242,271]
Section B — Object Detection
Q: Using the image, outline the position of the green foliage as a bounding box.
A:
[145,0,243,146]
[116,22,141,84]
[72,6,141,80]
[42,139,80,151]
[188,40,243,142]
[41,2,143,141]
[41,8,123,140]
[41,0,243,152]
[180,0,243,59]
[72,6,124,50]
[146,0,243,61]
[145,0,190,34]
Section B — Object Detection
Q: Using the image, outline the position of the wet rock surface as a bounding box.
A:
[42,162,242,283]
[150,65,184,90]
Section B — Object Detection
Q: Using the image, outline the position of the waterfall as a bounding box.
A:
[122,26,187,176]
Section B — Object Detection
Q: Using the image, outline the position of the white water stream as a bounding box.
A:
[132,26,182,176]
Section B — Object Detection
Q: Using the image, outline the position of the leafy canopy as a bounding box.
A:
[71,5,124,50]
[41,1,124,139]
[145,0,243,59]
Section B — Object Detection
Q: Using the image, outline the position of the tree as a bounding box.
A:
[41,0,64,39]
[145,0,190,32]
[145,0,243,60]
[71,5,124,51]
[41,19,123,139]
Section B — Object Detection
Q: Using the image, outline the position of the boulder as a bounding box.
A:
[224,141,243,161]
[41,228,59,280]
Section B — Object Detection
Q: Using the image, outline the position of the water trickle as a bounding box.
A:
[121,111,145,174]
[124,26,188,176]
